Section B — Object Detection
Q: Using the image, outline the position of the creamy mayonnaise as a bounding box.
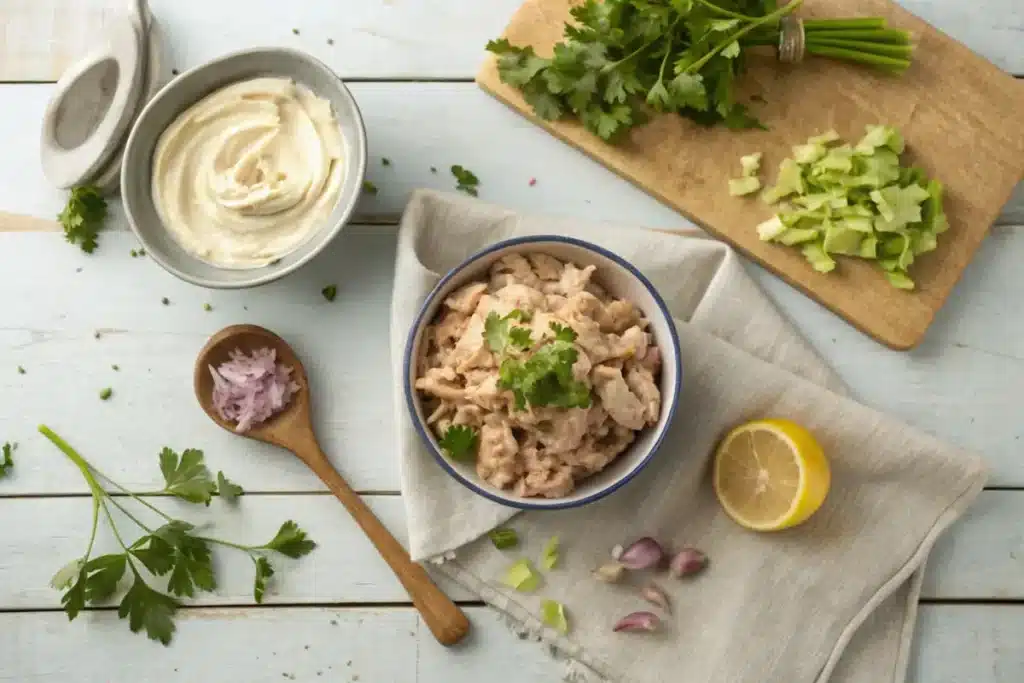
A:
[151,77,345,268]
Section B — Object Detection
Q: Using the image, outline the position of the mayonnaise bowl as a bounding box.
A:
[121,47,367,288]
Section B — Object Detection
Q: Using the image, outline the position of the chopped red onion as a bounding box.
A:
[210,347,300,432]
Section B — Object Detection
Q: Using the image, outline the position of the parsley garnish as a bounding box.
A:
[381,157,392,166]
[451,165,480,196]
[484,309,533,354]
[438,425,479,462]
[322,284,338,302]
[0,442,15,478]
[362,180,379,195]
[99,387,113,401]
[17,366,25,375]
[57,185,108,253]
[486,0,910,141]
[39,426,316,645]
[498,322,592,410]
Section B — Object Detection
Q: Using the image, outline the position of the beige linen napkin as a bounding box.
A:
[389,190,986,683]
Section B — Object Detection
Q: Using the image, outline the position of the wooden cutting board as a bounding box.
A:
[477,0,1024,349]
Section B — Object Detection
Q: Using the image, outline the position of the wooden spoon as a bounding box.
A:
[194,324,470,646]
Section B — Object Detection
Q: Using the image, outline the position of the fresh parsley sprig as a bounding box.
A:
[498,322,592,410]
[438,425,479,462]
[57,185,108,253]
[484,309,533,354]
[487,0,911,142]
[40,426,316,645]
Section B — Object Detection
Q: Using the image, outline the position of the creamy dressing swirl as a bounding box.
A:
[152,77,345,268]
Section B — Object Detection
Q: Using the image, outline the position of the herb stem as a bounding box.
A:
[104,494,156,535]
[687,0,804,74]
[692,0,757,21]
[92,474,175,524]
[802,18,887,31]
[99,499,132,551]
[83,495,101,562]
[603,15,683,73]
[804,44,910,71]
[196,536,257,553]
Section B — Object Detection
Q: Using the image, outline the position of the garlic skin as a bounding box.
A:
[611,544,624,561]
[617,537,665,570]
[592,562,626,583]
[613,611,661,633]
[668,547,708,578]
[640,582,671,612]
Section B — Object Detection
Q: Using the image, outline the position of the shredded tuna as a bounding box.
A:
[209,347,300,432]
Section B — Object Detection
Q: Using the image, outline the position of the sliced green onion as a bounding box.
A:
[489,528,519,550]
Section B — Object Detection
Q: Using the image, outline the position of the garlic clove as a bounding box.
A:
[592,562,626,583]
[640,582,671,612]
[611,544,624,561]
[668,547,708,578]
[617,537,665,570]
[613,611,661,633]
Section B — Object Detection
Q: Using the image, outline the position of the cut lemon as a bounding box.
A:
[713,418,830,531]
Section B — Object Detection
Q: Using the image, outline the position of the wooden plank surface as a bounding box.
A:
[2,227,1022,489]
[0,605,1021,682]
[477,0,1024,350]
[1,82,1021,230]
[0,492,1020,608]
[1,0,1022,80]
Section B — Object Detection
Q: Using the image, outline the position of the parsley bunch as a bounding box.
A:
[487,0,912,141]
[40,426,316,645]
[57,185,108,253]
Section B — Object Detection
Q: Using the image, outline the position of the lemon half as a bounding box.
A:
[713,419,830,531]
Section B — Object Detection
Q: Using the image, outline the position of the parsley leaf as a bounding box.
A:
[40,427,317,646]
[484,309,533,353]
[262,521,317,558]
[253,556,275,603]
[0,442,15,478]
[438,425,479,462]
[159,447,217,505]
[322,284,338,302]
[117,566,179,645]
[451,165,480,196]
[498,323,592,410]
[57,185,108,253]
[216,471,244,503]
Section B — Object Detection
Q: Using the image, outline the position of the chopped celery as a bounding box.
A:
[541,536,560,570]
[802,242,836,273]
[740,153,762,177]
[741,124,945,288]
[503,559,541,592]
[729,176,761,196]
[540,599,569,634]
[489,528,519,550]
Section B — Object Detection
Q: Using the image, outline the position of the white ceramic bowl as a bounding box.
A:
[120,47,367,289]
[403,235,682,510]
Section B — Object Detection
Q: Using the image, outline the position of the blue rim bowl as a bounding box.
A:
[402,235,682,510]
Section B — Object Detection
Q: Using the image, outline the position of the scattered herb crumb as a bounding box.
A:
[322,284,337,302]
[292,28,299,35]
[75,267,83,273]
[130,249,138,257]
[430,166,437,173]
[327,38,334,45]
[17,366,25,375]
[94,331,101,340]
[381,157,391,166]
[362,180,378,195]
[304,645,310,650]
[112,364,120,371]
[203,303,213,312]
[451,165,479,196]
[161,297,170,305]
[138,248,146,256]
[0,442,15,478]
[171,69,179,76]
[99,387,113,401]
[58,185,108,253]
[331,620,339,627]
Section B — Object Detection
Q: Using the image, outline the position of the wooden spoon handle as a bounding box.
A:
[298,442,470,646]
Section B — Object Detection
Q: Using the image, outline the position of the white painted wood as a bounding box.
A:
[0,605,1019,682]
[0,83,1021,231]
[2,227,1023,490]
[2,0,1023,80]
[0,492,1016,608]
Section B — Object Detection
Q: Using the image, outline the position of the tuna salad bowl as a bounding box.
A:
[402,236,682,510]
